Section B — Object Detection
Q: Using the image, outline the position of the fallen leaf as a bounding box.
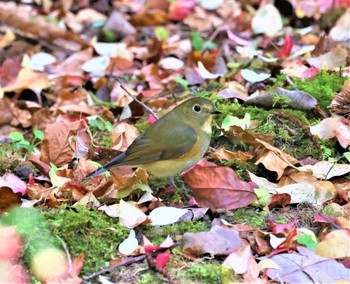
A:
[0,187,22,211]
[0,173,26,195]
[278,33,293,59]
[211,147,254,162]
[223,244,258,277]
[255,138,299,180]
[182,226,244,257]
[330,9,350,42]
[155,253,171,269]
[183,166,256,211]
[244,87,318,111]
[315,229,350,258]
[310,116,350,148]
[118,230,138,255]
[40,120,81,166]
[241,69,271,83]
[299,161,350,179]
[149,207,188,226]
[252,3,282,36]
[169,0,196,20]
[307,45,348,70]
[119,200,148,228]
[266,246,350,283]
[112,122,140,152]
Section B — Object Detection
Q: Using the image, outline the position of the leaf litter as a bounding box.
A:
[0,0,350,282]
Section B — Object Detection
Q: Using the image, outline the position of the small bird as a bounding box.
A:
[84,97,220,180]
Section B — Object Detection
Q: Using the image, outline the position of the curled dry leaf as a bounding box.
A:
[255,138,299,180]
[223,244,259,281]
[310,116,350,148]
[183,166,256,211]
[112,122,140,152]
[211,146,254,162]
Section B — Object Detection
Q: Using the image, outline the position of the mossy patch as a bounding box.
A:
[43,205,129,275]
[139,220,211,245]
[220,207,287,229]
[275,71,347,112]
[184,261,239,284]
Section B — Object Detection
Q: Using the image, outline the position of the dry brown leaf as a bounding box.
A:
[2,68,50,93]
[211,147,254,162]
[0,2,88,51]
[129,9,168,27]
[0,187,22,211]
[40,120,81,166]
[54,48,93,75]
[112,122,140,152]
[0,97,13,126]
[255,138,299,180]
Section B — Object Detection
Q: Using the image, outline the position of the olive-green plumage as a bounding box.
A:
[85,97,219,178]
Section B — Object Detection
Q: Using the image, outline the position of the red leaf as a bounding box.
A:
[168,0,196,20]
[155,253,171,269]
[278,33,293,59]
[182,166,256,211]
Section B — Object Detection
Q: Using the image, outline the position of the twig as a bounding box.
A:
[115,78,159,119]
[282,71,298,90]
[201,16,236,53]
[82,255,147,281]
[56,235,72,274]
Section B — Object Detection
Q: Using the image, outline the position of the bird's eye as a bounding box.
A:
[193,105,201,113]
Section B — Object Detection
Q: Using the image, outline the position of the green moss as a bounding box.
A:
[139,221,210,244]
[134,118,150,134]
[93,129,113,148]
[225,208,269,229]
[250,110,319,160]
[290,71,346,112]
[217,159,257,181]
[185,262,239,284]
[137,272,166,284]
[43,205,129,274]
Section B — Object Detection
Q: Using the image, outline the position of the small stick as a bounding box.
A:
[116,78,159,120]
[56,235,72,274]
[82,255,147,281]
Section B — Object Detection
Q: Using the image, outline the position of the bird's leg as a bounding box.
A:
[168,176,191,203]
[169,176,177,189]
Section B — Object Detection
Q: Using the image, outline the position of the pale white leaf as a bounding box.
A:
[149,207,188,226]
[118,229,138,255]
[252,3,283,36]
[119,199,147,228]
[159,57,184,70]
[81,56,110,76]
[241,69,271,83]
[197,61,222,79]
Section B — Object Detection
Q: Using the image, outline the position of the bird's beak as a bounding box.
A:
[211,109,221,114]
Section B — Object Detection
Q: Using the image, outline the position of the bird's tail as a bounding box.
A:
[82,152,128,181]
[82,166,107,181]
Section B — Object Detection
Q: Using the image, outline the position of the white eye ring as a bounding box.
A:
[193,104,201,113]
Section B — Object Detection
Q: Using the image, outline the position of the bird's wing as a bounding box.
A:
[117,125,198,165]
